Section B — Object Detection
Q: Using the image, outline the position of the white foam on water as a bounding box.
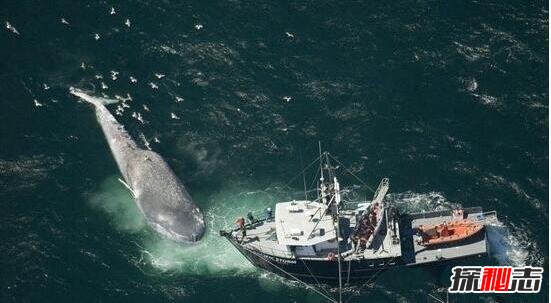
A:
[88,176,147,233]
[88,177,281,276]
[484,216,529,266]
[387,191,461,213]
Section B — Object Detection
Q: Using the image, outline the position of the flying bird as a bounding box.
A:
[5,21,20,35]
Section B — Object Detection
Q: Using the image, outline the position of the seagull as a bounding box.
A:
[170,112,180,119]
[132,112,145,124]
[142,104,149,111]
[139,133,151,150]
[175,96,184,102]
[154,73,165,79]
[80,62,86,69]
[124,19,131,27]
[110,70,119,81]
[101,82,109,90]
[61,18,70,25]
[129,76,137,83]
[285,32,294,38]
[94,33,100,40]
[283,96,292,102]
[5,21,20,35]
[121,101,130,109]
[109,7,116,15]
[95,74,103,79]
[123,93,132,101]
[43,83,50,90]
[33,99,43,107]
[153,137,160,143]
[137,115,145,124]
[194,24,203,30]
[149,82,158,89]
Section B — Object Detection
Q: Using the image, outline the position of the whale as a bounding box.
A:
[70,88,205,243]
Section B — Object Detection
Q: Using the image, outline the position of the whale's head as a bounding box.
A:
[149,206,205,243]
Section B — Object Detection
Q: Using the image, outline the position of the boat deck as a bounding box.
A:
[238,219,295,258]
[400,207,489,266]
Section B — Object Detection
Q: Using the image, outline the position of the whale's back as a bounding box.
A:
[126,150,205,242]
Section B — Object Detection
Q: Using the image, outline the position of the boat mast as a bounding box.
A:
[334,174,343,303]
[324,151,343,303]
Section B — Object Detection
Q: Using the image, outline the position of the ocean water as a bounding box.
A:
[0,0,548,302]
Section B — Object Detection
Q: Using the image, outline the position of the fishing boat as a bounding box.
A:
[219,149,496,301]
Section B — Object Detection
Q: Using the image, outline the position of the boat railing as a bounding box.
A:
[408,206,484,220]
[248,242,295,258]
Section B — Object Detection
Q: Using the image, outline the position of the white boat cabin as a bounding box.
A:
[275,200,339,257]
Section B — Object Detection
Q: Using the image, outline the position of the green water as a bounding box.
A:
[0,0,548,302]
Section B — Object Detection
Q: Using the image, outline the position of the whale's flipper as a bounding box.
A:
[69,87,119,107]
[118,178,136,198]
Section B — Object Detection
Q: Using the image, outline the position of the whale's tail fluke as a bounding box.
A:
[69,87,119,107]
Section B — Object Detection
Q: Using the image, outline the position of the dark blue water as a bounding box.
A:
[0,1,548,302]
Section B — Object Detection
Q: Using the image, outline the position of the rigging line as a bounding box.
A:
[342,256,400,303]
[299,258,334,298]
[242,247,337,303]
[283,154,322,189]
[309,167,320,193]
[328,154,376,194]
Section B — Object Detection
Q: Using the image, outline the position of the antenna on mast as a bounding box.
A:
[300,150,308,201]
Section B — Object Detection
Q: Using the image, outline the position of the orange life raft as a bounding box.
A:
[417,219,484,246]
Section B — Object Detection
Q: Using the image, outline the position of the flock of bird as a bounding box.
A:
[4,4,297,149]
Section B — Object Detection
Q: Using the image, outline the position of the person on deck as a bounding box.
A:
[235,217,246,243]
